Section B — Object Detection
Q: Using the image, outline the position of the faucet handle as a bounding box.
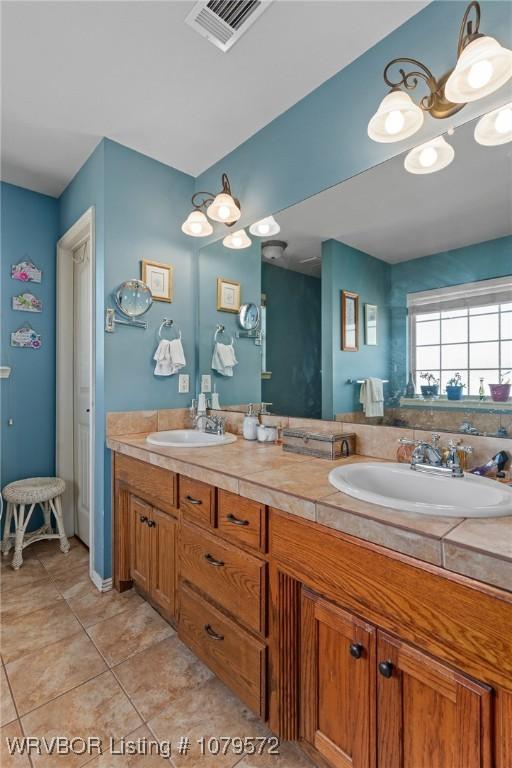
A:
[431,432,441,448]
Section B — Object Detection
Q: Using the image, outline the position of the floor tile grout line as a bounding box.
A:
[1,654,35,768]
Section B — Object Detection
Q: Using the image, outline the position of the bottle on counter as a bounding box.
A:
[479,377,485,401]
[243,403,259,441]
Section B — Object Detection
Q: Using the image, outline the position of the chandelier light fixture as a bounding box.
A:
[368,1,512,144]
[181,173,241,237]
[404,135,455,174]
[223,229,252,250]
[249,216,280,237]
[474,102,512,145]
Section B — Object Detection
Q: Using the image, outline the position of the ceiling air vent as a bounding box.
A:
[185,0,273,52]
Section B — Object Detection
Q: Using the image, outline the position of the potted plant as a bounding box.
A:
[446,372,465,401]
[420,372,439,398]
[489,371,511,402]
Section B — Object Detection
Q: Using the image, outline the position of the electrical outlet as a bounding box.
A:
[201,374,212,393]
[178,374,189,394]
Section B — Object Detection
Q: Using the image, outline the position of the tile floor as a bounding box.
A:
[1,538,312,768]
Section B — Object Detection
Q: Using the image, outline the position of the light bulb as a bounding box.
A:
[217,204,231,220]
[384,110,405,135]
[467,59,493,89]
[232,235,242,247]
[249,216,280,237]
[419,146,438,168]
[495,107,512,134]
[190,222,203,235]
[258,223,270,235]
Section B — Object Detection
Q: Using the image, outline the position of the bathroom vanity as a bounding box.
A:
[109,425,512,767]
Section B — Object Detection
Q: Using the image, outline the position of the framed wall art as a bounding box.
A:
[141,260,173,302]
[11,259,42,283]
[365,303,378,345]
[11,323,42,349]
[341,290,359,351]
[217,277,241,313]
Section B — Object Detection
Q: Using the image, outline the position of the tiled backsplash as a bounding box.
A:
[338,408,512,439]
[106,408,510,469]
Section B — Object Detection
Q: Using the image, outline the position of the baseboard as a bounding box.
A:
[90,569,113,593]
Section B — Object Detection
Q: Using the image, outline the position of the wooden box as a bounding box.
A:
[281,428,356,460]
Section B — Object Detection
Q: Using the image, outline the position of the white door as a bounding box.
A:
[73,240,91,546]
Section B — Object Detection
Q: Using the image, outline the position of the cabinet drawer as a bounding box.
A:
[179,583,266,717]
[217,490,267,553]
[116,454,176,513]
[181,521,266,635]
[179,477,215,528]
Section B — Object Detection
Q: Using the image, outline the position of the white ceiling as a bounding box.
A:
[1,0,427,197]
[272,116,512,276]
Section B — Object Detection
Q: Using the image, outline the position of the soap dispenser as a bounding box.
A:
[243,403,259,441]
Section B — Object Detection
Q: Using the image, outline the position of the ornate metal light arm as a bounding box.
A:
[190,172,241,226]
[380,1,485,120]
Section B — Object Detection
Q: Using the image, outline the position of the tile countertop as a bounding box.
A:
[107,433,512,594]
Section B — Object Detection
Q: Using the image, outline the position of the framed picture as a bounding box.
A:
[341,290,359,351]
[141,260,173,302]
[365,303,378,345]
[217,277,241,313]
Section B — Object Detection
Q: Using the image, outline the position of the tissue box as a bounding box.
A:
[282,428,356,460]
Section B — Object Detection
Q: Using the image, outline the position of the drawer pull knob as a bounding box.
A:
[349,642,363,659]
[139,515,148,524]
[378,661,394,678]
[226,513,249,526]
[204,553,225,567]
[204,624,224,641]
[186,496,202,505]
[147,520,156,528]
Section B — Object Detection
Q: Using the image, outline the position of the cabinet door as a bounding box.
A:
[150,507,177,618]
[377,631,492,768]
[300,589,376,768]
[129,495,152,592]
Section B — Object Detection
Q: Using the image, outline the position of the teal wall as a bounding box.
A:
[195,2,512,233]
[390,235,512,393]
[262,263,321,418]
[1,183,59,513]
[198,239,261,407]
[321,239,392,418]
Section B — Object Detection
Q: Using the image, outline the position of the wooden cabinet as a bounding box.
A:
[129,494,177,619]
[130,496,152,593]
[217,490,267,553]
[376,631,492,768]
[179,477,216,528]
[300,588,494,768]
[300,589,376,768]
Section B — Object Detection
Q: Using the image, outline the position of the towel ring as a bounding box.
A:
[214,324,233,345]
[158,318,181,340]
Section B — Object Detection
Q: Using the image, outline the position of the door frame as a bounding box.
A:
[56,207,95,582]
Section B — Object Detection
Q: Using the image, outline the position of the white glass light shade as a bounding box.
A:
[181,209,213,237]
[474,102,512,145]
[368,90,424,143]
[249,216,280,237]
[207,192,241,223]
[404,136,455,175]
[445,37,512,103]
[223,229,252,249]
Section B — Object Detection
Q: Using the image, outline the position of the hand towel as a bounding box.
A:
[360,377,384,417]
[154,338,186,376]
[212,341,238,377]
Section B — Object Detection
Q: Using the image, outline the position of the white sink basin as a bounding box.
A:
[329,462,512,518]
[146,430,237,448]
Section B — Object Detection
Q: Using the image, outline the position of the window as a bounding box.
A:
[408,277,512,397]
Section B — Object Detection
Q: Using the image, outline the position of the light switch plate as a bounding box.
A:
[178,374,190,394]
[201,374,212,393]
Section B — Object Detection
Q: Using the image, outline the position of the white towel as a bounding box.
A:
[360,377,384,417]
[154,338,186,376]
[212,341,238,377]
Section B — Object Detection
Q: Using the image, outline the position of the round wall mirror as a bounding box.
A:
[239,302,260,330]
[114,280,153,318]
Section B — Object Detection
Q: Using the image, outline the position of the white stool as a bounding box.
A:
[1,477,70,569]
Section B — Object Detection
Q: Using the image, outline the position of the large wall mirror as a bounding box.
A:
[197,113,512,439]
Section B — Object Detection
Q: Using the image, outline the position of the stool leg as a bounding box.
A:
[51,496,70,554]
[2,502,13,556]
[42,501,53,534]
[12,503,27,570]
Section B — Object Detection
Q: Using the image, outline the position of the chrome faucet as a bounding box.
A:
[399,433,472,478]
[190,399,226,435]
